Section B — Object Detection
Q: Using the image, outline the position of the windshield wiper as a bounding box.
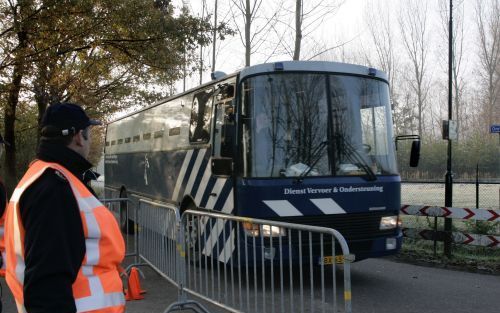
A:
[341,139,377,181]
[297,140,329,180]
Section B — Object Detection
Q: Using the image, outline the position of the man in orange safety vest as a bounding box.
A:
[4,102,125,313]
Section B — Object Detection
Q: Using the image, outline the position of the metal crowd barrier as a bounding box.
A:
[100,197,140,263]
[181,210,353,313]
[102,197,209,312]
[101,198,353,313]
[136,199,181,286]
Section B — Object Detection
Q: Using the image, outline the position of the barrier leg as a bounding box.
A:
[163,299,210,313]
[162,212,211,313]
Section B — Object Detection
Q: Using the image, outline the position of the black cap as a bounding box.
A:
[41,102,101,137]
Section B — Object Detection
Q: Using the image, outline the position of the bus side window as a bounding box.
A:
[190,89,213,143]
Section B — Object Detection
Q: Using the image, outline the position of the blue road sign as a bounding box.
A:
[491,125,500,133]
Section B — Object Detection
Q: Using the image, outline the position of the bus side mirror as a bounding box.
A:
[395,135,420,168]
[409,140,420,167]
[212,157,233,176]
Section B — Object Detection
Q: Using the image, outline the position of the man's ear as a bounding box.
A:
[73,130,85,147]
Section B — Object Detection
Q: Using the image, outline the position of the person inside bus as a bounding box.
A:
[221,105,235,157]
[190,91,212,142]
[3,102,126,313]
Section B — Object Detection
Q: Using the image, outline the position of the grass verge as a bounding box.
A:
[391,238,500,275]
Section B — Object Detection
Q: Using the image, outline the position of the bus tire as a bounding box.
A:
[120,188,135,234]
[183,203,205,267]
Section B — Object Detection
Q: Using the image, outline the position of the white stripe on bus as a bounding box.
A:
[204,178,227,210]
[201,190,234,256]
[199,188,233,236]
[172,150,194,201]
[194,163,212,206]
[310,198,346,214]
[263,200,303,217]
[184,149,207,196]
[218,228,235,264]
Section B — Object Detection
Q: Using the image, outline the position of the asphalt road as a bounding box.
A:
[1,257,499,313]
[350,258,499,313]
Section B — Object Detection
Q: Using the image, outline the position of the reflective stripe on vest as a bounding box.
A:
[0,225,5,270]
[0,184,7,272]
[5,160,125,313]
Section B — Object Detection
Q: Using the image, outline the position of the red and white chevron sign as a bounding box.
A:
[402,228,500,248]
[400,205,500,221]
[452,232,500,248]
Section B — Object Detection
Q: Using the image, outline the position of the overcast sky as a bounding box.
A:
[172,0,478,92]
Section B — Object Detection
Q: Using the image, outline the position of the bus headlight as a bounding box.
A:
[262,225,286,237]
[380,216,398,230]
[243,223,286,237]
[243,222,259,237]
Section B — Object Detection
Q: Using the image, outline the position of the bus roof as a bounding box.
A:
[239,61,388,81]
[108,61,387,124]
[108,72,237,124]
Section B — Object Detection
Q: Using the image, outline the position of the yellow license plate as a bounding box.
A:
[322,255,344,265]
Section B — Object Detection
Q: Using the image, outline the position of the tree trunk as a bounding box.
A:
[34,59,50,140]
[4,57,25,194]
[212,0,218,73]
[245,0,251,66]
[3,1,31,194]
[293,0,302,60]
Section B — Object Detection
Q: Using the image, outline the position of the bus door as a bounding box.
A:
[213,85,236,158]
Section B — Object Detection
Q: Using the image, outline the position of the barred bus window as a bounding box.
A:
[154,130,164,138]
[133,135,140,142]
[111,140,116,146]
[125,137,131,143]
[189,88,214,143]
[117,139,123,144]
[143,133,151,140]
[169,127,180,136]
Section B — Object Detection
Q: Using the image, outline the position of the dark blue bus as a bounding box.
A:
[105,61,419,263]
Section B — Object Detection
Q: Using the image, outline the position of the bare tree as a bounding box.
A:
[364,1,405,133]
[294,0,344,61]
[398,0,431,137]
[268,0,343,61]
[293,0,302,60]
[475,0,500,128]
[229,0,281,66]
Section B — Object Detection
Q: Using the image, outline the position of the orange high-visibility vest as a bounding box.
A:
[0,179,7,276]
[5,160,126,313]
[0,193,6,276]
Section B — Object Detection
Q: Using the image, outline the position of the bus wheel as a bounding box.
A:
[185,209,204,266]
[120,189,134,234]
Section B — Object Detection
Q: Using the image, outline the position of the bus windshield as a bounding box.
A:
[241,73,397,178]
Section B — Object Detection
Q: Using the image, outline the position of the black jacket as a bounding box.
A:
[19,141,95,313]
[0,179,5,217]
